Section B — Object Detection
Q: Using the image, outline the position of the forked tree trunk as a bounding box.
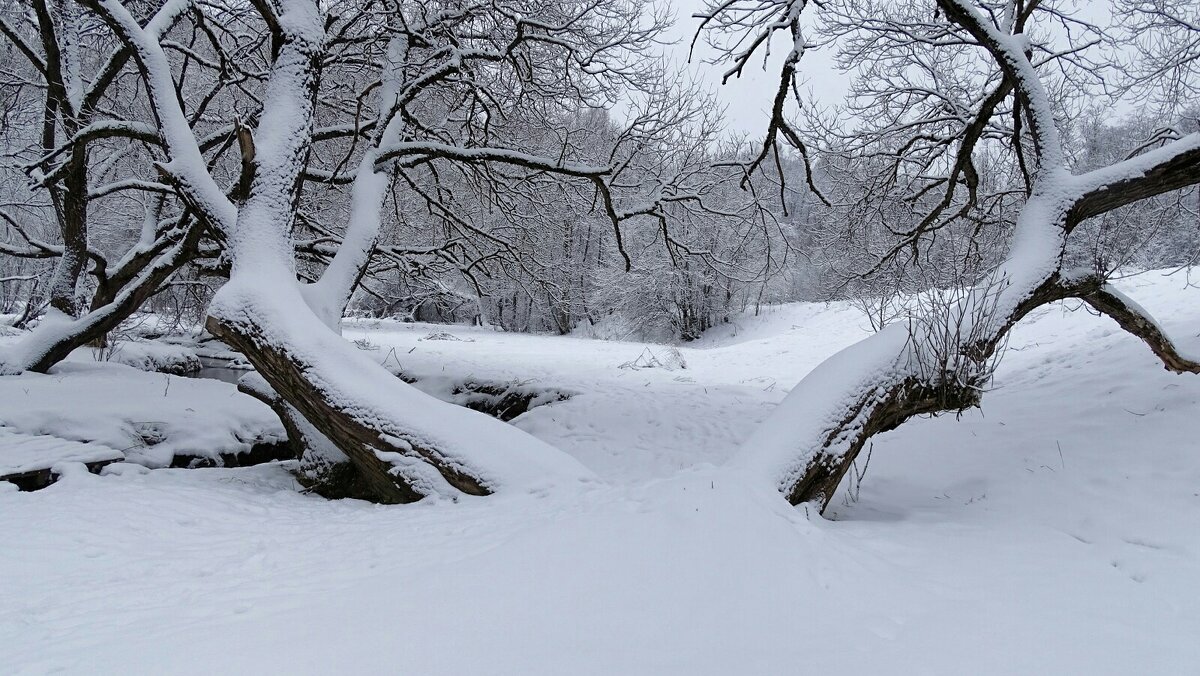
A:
[75,0,596,504]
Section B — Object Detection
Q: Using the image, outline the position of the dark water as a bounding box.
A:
[193,357,250,385]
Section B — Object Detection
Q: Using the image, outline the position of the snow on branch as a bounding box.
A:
[1065,273,1200,374]
[376,142,613,178]
[936,0,1066,172]
[1067,132,1200,229]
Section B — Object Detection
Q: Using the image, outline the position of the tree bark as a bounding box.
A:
[46,144,89,316]
[206,281,517,503]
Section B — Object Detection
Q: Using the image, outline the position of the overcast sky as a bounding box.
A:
[662,0,848,136]
[661,1,1137,137]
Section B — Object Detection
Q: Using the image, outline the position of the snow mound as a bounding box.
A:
[422,330,474,342]
[0,361,286,468]
[75,339,202,375]
[0,428,123,477]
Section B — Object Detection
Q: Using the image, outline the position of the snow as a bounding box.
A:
[0,361,285,469]
[211,273,597,496]
[0,428,122,476]
[81,339,201,375]
[0,309,77,374]
[3,271,1200,673]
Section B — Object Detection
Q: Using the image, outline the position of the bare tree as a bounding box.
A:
[0,1,245,371]
[1119,0,1200,115]
[42,0,777,503]
[699,0,1200,511]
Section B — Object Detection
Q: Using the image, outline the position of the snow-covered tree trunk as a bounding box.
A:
[0,0,204,374]
[736,191,1200,509]
[0,220,203,373]
[83,0,596,502]
[730,0,1200,512]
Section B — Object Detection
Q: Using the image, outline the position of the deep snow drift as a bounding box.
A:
[2,271,1199,674]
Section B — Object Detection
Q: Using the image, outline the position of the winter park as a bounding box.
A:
[1,0,1200,672]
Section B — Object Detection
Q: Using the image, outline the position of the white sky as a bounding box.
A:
[660,0,1139,137]
[662,0,848,136]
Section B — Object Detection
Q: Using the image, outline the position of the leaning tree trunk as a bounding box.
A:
[0,221,203,374]
[735,188,1200,513]
[206,274,594,503]
[732,0,1200,513]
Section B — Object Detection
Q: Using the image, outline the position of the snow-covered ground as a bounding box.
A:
[0,360,286,469]
[3,271,1200,674]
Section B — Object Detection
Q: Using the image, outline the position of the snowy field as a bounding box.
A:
[3,271,1200,674]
